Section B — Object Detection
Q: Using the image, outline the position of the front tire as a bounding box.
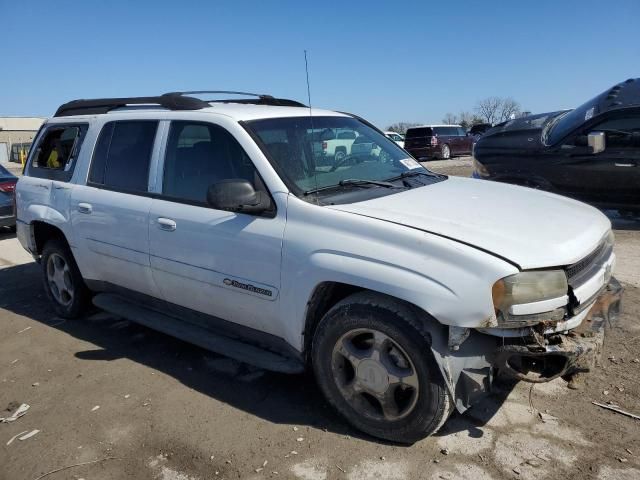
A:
[312,293,451,443]
[41,238,90,318]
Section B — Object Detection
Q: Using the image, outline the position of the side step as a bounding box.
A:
[92,293,304,374]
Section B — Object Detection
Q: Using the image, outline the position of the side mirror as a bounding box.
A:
[587,131,606,154]
[207,179,272,214]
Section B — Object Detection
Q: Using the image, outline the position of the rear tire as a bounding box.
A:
[41,238,90,318]
[440,144,451,159]
[312,292,452,444]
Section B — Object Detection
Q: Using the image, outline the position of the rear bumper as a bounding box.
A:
[492,277,623,382]
[405,146,438,160]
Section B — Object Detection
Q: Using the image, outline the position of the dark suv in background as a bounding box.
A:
[473,78,640,214]
[404,125,473,160]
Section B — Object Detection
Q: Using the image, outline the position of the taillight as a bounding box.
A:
[430,136,438,146]
[0,182,16,193]
[322,141,327,150]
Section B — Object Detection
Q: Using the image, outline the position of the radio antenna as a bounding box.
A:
[304,50,320,204]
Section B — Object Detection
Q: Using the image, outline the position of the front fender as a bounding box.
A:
[280,196,519,352]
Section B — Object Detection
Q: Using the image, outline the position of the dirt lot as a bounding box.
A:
[1,158,639,480]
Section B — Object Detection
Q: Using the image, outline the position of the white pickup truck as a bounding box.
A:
[15,91,622,443]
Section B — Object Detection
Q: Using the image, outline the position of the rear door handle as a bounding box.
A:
[77,203,93,214]
[614,162,636,167]
[157,217,176,232]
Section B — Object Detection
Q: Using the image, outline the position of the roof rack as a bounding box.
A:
[54,94,209,117]
[54,90,306,117]
[166,91,306,107]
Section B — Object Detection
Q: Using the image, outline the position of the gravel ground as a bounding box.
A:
[1,158,639,480]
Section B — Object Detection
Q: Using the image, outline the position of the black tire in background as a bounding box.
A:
[312,292,452,444]
[41,238,91,318]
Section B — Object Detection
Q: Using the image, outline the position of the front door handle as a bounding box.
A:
[157,217,177,232]
[78,203,92,214]
[614,162,636,167]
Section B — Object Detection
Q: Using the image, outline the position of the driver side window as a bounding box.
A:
[590,115,640,148]
[162,122,261,204]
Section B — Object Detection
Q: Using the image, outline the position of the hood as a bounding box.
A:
[474,111,563,155]
[329,177,610,270]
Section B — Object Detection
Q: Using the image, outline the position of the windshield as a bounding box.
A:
[247,116,431,196]
[546,94,602,145]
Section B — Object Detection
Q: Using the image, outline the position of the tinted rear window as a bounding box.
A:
[89,121,158,193]
[433,126,460,136]
[405,128,433,138]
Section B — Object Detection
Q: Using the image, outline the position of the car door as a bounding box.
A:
[437,127,456,155]
[19,123,88,240]
[457,127,472,154]
[148,119,286,337]
[543,112,640,207]
[70,120,160,297]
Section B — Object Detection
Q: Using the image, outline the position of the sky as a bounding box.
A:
[1,0,638,129]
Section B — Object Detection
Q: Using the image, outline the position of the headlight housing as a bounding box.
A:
[492,270,569,326]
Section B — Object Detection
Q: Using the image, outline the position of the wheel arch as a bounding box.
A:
[301,281,498,414]
[302,282,447,364]
[31,220,70,255]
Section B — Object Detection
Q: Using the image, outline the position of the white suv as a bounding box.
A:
[16,91,622,443]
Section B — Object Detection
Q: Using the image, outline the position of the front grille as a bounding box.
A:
[566,242,605,281]
[565,239,612,289]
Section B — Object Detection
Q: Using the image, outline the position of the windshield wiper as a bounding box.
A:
[304,178,398,196]
[384,170,444,182]
[385,170,430,181]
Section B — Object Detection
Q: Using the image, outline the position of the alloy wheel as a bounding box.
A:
[331,328,420,421]
[46,253,74,306]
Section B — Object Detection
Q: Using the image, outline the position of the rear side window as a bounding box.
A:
[405,128,433,138]
[433,127,460,136]
[29,125,87,181]
[89,121,158,193]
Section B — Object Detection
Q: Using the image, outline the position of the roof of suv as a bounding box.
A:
[52,92,348,122]
[408,124,463,129]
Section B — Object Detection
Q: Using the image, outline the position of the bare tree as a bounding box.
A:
[498,97,521,122]
[475,97,503,124]
[442,113,457,125]
[385,122,422,134]
[457,111,485,129]
[475,97,522,124]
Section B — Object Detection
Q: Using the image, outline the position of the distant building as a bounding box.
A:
[0,117,46,165]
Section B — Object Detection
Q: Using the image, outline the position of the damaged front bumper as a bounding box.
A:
[491,277,623,382]
[431,278,623,413]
